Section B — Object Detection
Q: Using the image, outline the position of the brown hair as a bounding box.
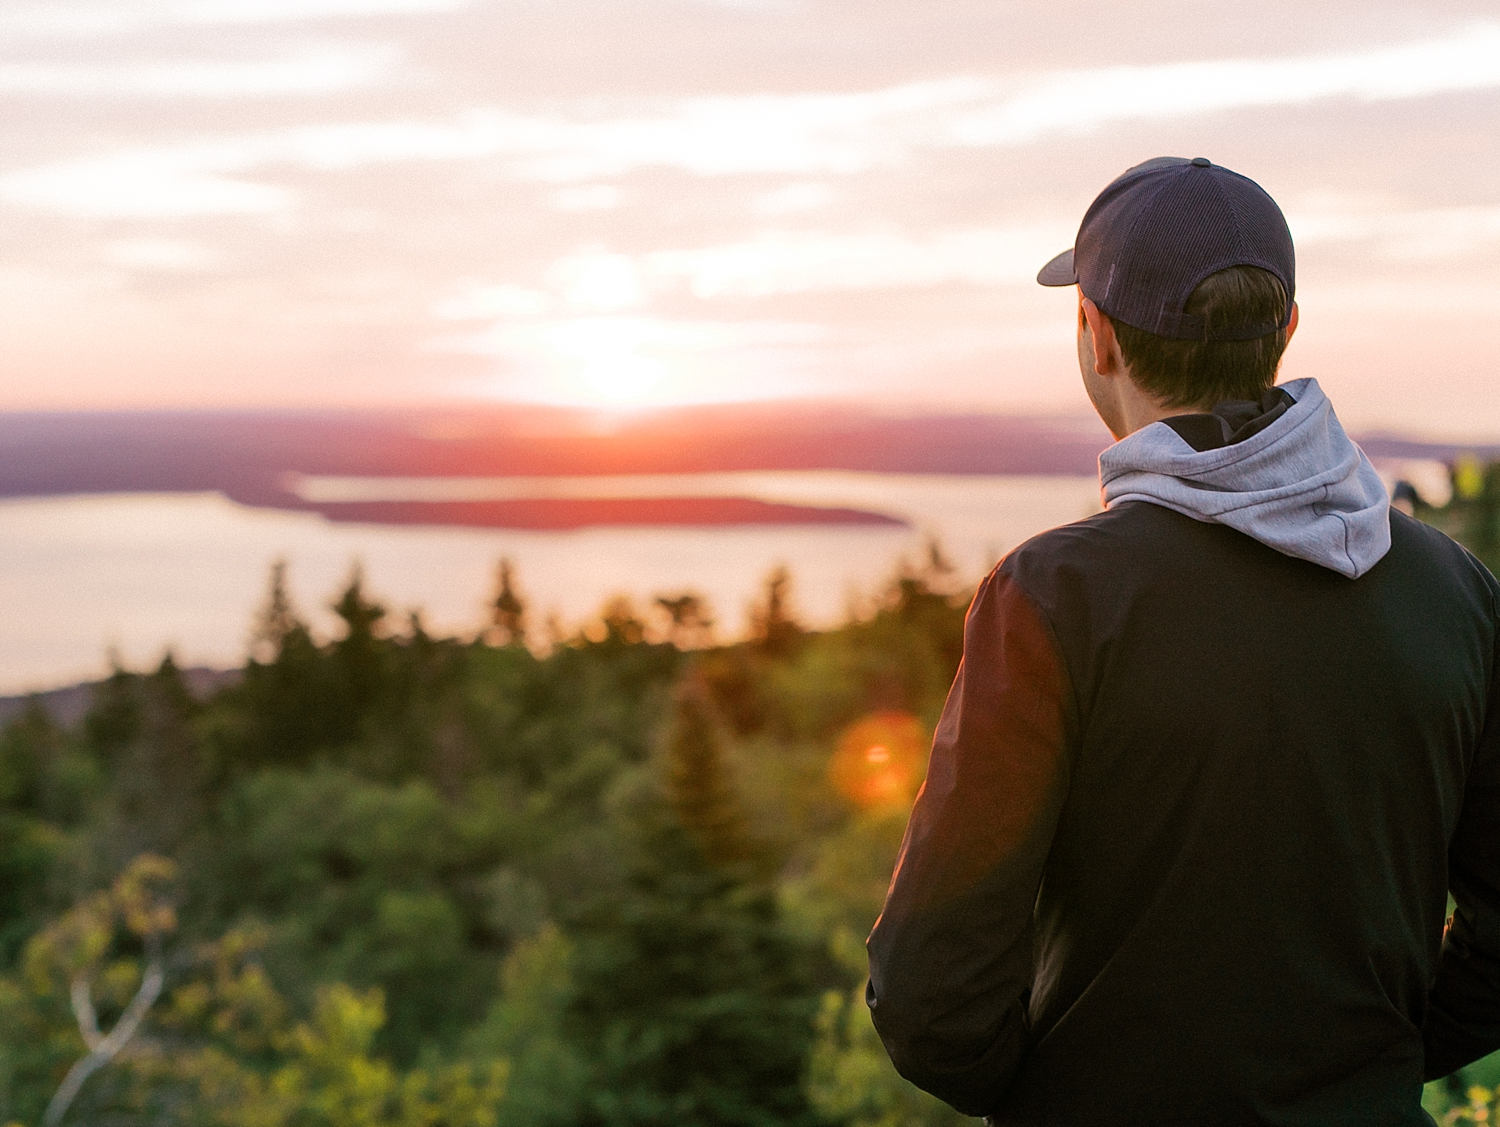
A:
[1109,265,1291,408]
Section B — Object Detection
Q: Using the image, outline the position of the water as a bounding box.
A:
[0,472,1100,694]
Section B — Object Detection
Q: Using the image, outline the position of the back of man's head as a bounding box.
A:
[1110,265,1290,408]
[1038,157,1296,409]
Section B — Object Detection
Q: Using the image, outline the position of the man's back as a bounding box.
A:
[867,504,1500,1125]
[1007,502,1494,1123]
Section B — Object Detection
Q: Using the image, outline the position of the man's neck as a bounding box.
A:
[1111,395,1190,440]
[1099,380,1213,441]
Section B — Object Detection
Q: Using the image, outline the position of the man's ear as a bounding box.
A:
[1081,297,1121,376]
[1285,301,1299,345]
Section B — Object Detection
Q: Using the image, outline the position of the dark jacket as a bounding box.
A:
[866,500,1500,1125]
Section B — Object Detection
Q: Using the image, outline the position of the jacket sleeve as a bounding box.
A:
[865,568,1076,1116]
[1426,627,1500,1080]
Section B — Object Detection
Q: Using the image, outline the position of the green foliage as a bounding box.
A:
[0,855,177,1126]
[557,676,832,1127]
[0,555,978,1125]
[666,672,756,872]
[1429,1081,1500,1125]
[1414,457,1500,573]
[162,984,507,1127]
[463,925,585,1127]
[141,927,506,1127]
[807,979,969,1127]
[802,928,968,1127]
[701,546,966,744]
[203,767,495,1060]
[1422,1052,1500,1123]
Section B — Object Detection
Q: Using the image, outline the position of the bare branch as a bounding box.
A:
[44,958,164,1127]
[69,976,102,1051]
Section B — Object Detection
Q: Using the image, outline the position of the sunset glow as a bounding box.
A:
[0,3,1495,431]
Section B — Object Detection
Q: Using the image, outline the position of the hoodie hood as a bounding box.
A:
[1099,377,1390,578]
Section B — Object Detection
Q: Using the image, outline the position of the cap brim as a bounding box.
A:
[1036,248,1077,287]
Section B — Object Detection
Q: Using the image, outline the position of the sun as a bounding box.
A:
[549,317,670,405]
[580,353,667,402]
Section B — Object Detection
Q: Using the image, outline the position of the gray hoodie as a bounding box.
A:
[1098,377,1391,579]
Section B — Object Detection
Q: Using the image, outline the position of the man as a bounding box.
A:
[865,157,1500,1125]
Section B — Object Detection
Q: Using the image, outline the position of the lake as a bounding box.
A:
[0,472,1101,694]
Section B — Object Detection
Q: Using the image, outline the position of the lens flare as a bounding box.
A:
[830,711,926,809]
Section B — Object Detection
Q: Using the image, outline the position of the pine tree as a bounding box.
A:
[665,671,751,871]
[88,657,207,872]
[249,559,305,664]
[564,667,830,1127]
[750,565,802,657]
[333,563,387,643]
[233,563,342,766]
[490,559,528,647]
[0,701,66,965]
[331,563,389,724]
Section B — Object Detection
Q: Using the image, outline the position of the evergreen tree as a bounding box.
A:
[666,671,753,871]
[565,668,829,1127]
[229,559,348,767]
[330,563,390,733]
[750,565,803,657]
[250,558,305,664]
[0,702,67,965]
[491,559,528,647]
[90,656,208,874]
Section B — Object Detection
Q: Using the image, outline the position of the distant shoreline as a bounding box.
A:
[282,494,907,531]
[1,406,1486,515]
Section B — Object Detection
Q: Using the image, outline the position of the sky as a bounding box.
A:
[1,1,1498,436]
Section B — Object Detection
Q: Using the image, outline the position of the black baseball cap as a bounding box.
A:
[1037,156,1295,341]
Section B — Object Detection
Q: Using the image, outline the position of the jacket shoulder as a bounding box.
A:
[1386,509,1500,610]
[993,501,1178,590]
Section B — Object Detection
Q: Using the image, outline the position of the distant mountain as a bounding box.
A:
[0,405,1486,531]
[0,404,1115,495]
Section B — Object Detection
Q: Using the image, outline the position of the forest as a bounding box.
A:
[3,468,1500,1127]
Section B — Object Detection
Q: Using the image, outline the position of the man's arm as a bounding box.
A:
[865,569,1076,1117]
[1426,640,1500,1079]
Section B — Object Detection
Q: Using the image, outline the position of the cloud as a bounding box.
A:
[0,81,971,215]
[432,283,553,321]
[506,78,989,181]
[549,184,621,211]
[1288,204,1500,261]
[435,198,1500,320]
[105,237,215,271]
[547,251,647,312]
[753,182,833,216]
[7,25,1500,220]
[432,225,1064,326]
[178,0,470,23]
[643,226,1063,296]
[947,22,1500,146]
[0,44,400,98]
[0,0,470,36]
[0,147,293,218]
[430,315,829,404]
